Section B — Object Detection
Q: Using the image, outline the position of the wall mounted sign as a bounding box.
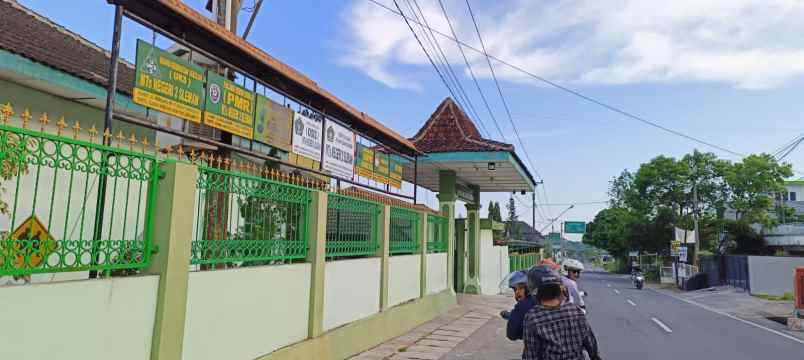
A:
[322,121,355,179]
[253,94,292,151]
[203,71,255,139]
[291,109,323,162]
[133,40,205,123]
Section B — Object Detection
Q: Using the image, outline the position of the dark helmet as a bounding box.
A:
[527,265,562,294]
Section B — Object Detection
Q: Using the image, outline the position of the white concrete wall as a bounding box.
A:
[0,276,158,360]
[182,263,311,360]
[479,229,509,295]
[388,255,420,307]
[324,257,381,331]
[747,256,804,296]
[427,253,448,294]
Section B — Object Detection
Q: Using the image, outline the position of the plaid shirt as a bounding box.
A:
[522,303,601,360]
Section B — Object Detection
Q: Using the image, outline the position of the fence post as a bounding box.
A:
[307,191,328,339]
[419,212,428,298]
[378,205,391,311]
[143,160,197,360]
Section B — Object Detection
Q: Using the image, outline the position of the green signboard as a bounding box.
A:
[254,94,292,151]
[564,221,587,234]
[133,40,205,123]
[355,143,374,179]
[203,71,255,139]
[389,157,403,189]
[547,232,561,241]
[373,152,390,184]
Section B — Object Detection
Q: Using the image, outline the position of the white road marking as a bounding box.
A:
[627,299,637,307]
[651,317,673,333]
[613,289,620,295]
[655,289,804,346]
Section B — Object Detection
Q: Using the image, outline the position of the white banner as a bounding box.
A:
[291,110,323,162]
[674,227,696,243]
[322,120,355,179]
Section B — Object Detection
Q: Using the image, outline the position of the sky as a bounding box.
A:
[18,0,804,240]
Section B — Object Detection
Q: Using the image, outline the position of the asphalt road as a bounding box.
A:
[583,272,804,359]
[444,272,803,359]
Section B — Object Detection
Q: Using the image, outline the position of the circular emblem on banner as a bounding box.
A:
[294,117,304,136]
[208,83,222,104]
[326,126,335,142]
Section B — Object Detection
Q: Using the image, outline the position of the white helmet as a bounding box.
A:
[562,259,584,275]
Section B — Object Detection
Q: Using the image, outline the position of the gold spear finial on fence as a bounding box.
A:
[0,103,12,124]
[223,157,231,169]
[56,116,67,135]
[177,144,185,159]
[20,109,31,129]
[189,148,197,162]
[214,155,222,168]
[141,137,150,153]
[103,128,112,144]
[153,139,161,156]
[200,151,208,164]
[72,121,82,139]
[88,125,98,143]
[39,113,49,131]
[128,132,137,150]
[116,130,125,147]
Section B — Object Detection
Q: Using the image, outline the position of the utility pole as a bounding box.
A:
[693,181,700,267]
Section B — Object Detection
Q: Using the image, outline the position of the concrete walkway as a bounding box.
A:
[350,294,519,360]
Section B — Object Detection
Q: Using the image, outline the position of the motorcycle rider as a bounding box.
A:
[561,259,586,310]
[500,270,537,341]
[523,265,602,360]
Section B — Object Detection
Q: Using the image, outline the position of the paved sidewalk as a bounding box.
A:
[351,294,517,360]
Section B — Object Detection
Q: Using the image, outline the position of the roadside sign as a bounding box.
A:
[628,251,639,257]
[291,109,323,162]
[679,246,688,263]
[388,157,404,189]
[253,94,292,151]
[564,221,586,234]
[6,216,57,269]
[322,121,355,179]
[133,40,205,123]
[670,240,682,256]
[203,71,255,139]
[355,143,374,178]
[547,232,561,241]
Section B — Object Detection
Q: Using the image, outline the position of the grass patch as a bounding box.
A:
[755,292,794,301]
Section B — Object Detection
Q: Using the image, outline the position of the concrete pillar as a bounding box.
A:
[144,160,197,360]
[463,186,482,294]
[377,205,391,311]
[307,191,328,338]
[437,170,457,294]
[419,210,428,298]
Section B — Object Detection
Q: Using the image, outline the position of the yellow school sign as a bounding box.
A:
[3,216,58,269]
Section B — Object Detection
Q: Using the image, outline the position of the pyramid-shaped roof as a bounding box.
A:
[411,98,514,153]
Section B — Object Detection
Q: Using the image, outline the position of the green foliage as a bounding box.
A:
[592,150,791,257]
[505,196,521,239]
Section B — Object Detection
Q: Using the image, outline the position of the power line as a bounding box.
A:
[367,0,748,159]
[405,0,492,139]
[435,0,507,143]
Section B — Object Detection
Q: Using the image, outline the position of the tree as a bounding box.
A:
[492,201,503,222]
[724,154,792,227]
[583,207,633,258]
[505,196,521,239]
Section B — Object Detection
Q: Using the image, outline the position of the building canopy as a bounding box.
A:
[405,98,537,194]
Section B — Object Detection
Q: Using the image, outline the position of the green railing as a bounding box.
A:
[510,252,541,272]
[192,165,312,268]
[427,214,448,253]
[389,206,420,255]
[326,193,380,259]
[0,122,159,277]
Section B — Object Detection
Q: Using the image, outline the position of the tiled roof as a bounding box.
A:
[0,0,136,96]
[411,97,515,153]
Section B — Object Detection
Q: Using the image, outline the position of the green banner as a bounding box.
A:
[389,157,403,189]
[373,152,390,184]
[564,221,587,234]
[254,94,292,151]
[203,71,255,139]
[133,39,205,123]
[355,143,374,179]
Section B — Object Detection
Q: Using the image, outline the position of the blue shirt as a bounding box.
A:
[506,295,537,341]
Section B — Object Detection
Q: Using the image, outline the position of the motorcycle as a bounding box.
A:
[633,272,645,290]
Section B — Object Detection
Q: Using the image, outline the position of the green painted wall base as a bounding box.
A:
[256,290,456,360]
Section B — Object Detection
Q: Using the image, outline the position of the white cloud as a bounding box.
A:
[340,0,804,90]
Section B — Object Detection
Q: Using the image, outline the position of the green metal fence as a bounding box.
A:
[509,252,541,272]
[0,121,159,277]
[427,214,448,253]
[192,165,312,268]
[389,206,420,255]
[325,192,380,259]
